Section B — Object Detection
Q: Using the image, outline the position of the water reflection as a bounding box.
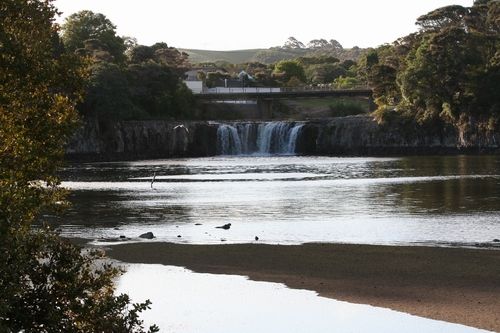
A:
[53,156,500,332]
[115,263,494,333]
[47,155,500,247]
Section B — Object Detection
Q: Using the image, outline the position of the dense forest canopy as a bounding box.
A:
[365,0,500,132]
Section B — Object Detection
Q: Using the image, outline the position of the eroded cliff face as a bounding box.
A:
[66,116,500,161]
[66,119,218,161]
[307,116,500,155]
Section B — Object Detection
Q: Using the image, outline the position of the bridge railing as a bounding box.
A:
[281,83,370,92]
[202,84,370,95]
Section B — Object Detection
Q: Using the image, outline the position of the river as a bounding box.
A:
[52,155,500,248]
[47,155,500,332]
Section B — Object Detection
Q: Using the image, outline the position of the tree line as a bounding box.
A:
[2,1,500,331]
[54,1,500,129]
[363,0,500,133]
[55,11,371,121]
[58,10,195,122]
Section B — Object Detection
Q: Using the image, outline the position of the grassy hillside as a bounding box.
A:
[179,48,265,64]
[181,46,368,65]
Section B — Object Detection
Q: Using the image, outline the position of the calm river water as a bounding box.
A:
[52,155,500,248]
[48,155,500,333]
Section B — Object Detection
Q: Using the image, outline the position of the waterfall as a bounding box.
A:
[216,122,304,156]
[217,124,243,155]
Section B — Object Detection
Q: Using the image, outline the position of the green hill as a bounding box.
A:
[181,46,368,65]
[179,48,265,64]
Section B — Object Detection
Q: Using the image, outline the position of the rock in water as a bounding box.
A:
[139,231,155,239]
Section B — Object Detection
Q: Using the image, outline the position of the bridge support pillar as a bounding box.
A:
[369,97,377,112]
[258,99,273,119]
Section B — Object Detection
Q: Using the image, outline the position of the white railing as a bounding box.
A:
[201,84,370,94]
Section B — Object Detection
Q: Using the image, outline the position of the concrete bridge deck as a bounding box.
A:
[195,88,373,101]
[194,87,374,119]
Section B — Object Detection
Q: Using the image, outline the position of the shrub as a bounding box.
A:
[329,99,366,117]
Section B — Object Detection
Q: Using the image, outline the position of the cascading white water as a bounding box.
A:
[216,122,304,156]
[216,124,243,155]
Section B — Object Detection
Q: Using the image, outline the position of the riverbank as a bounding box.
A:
[104,242,500,332]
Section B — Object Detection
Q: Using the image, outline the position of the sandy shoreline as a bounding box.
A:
[102,242,500,332]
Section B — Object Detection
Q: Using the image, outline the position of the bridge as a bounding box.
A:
[194,87,374,118]
[195,87,373,101]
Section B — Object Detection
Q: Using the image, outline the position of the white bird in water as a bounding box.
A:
[173,124,189,133]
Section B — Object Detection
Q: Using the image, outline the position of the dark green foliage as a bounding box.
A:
[202,105,243,120]
[296,55,340,66]
[205,70,231,88]
[0,1,157,331]
[129,43,191,78]
[369,64,399,102]
[329,99,367,117]
[61,10,126,64]
[273,59,307,85]
[79,62,134,121]
[60,11,195,121]
[364,2,500,131]
[74,40,195,121]
[272,100,292,118]
[1,231,159,333]
[75,57,195,121]
[128,45,156,64]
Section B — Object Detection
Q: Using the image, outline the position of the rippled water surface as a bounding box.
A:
[49,155,500,332]
[50,155,500,247]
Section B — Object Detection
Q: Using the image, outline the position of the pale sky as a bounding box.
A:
[54,0,474,51]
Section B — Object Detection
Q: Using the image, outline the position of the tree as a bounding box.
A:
[79,62,134,120]
[132,42,191,78]
[61,10,126,64]
[128,45,156,64]
[368,64,399,104]
[415,5,469,32]
[75,39,115,62]
[307,39,330,49]
[273,59,306,85]
[332,76,358,89]
[204,70,230,88]
[398,25,488,119]
[129,62,195,119]
[376,1,500,128]
[282,36,306,49]
[0,1,157,331]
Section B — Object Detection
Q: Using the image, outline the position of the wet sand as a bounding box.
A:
[105,242,500,332]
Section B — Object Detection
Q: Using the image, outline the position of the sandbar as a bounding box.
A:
[104,242,500,332]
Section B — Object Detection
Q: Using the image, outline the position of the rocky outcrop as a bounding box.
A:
[65,116,500,161]
[306,116,500,155]
[66,119,218,161]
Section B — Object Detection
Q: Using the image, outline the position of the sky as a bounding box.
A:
[54,0,474,51]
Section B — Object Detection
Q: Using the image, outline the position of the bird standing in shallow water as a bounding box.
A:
[151,172,156,188]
